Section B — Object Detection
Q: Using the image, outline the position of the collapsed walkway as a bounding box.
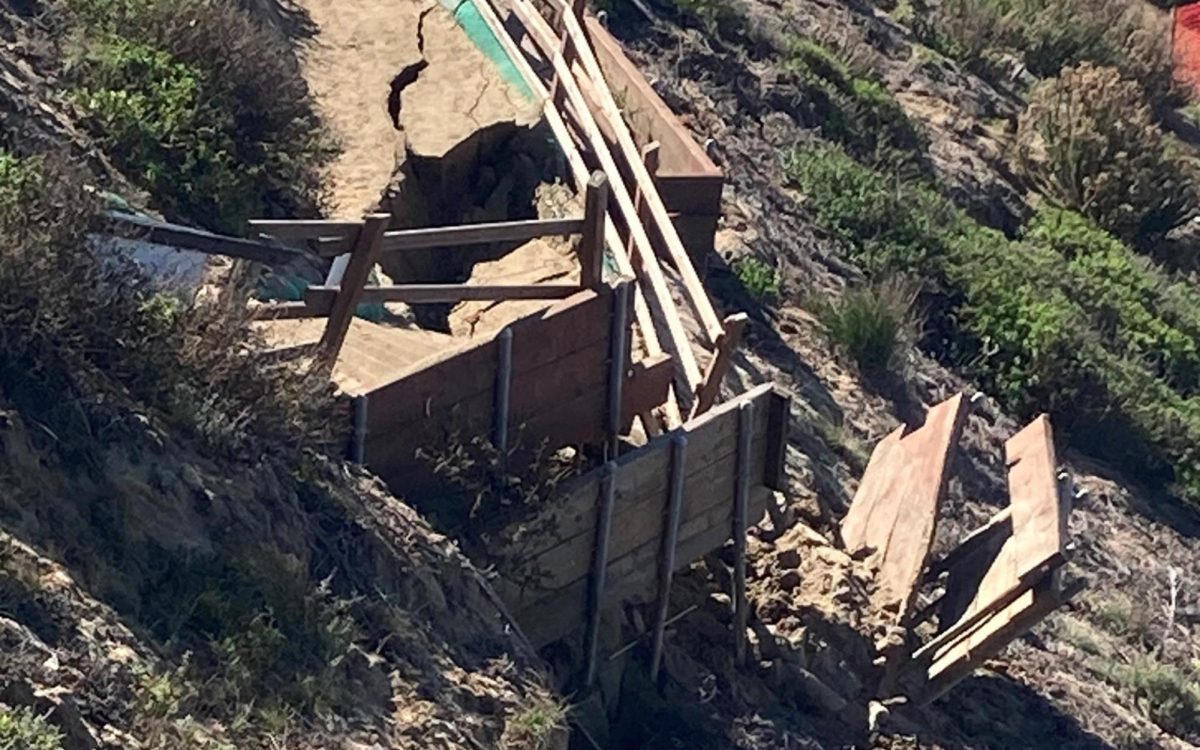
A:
[103,0,1077,712]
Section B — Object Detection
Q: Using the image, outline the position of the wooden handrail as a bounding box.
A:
[471,0,676,424]
[502,0,703,395]
[303,283,580,313]
[250,216,589,258]
[107,212,306,267]
[551,1,724,347]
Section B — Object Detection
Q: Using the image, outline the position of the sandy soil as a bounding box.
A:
[293,0,534,218]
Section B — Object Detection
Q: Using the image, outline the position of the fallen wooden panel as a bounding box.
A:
[496,384,789,646]
[841,394,968,622]
[908,414,1073,703]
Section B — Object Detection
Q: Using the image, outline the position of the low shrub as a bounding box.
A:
[782,38,925,170]
[1101,653,1200,737]
[918,0,1181,109]
[502,692,569,750]
[732,256,782,302]
[787,142,1200,502]
[59,0,333,232]
[814,277,919,378]
[1014,64,1198,245]
[0,705,63,750]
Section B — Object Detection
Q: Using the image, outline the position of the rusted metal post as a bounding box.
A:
[581,172,609,288]
[494,327,514,454]
[606,281,630,458]
[585,461,618,688]
[651,434,687,681]
[350,395,369,464]
[733,400,753,666]
[318,213,389,361]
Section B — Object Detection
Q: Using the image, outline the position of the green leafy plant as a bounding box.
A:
[814,278,919,378]
[732,256,782,302]
[61,0,333,232]
[787,141,1200,503]
[502,692,569,750]
[0,705,63,750]
[1014,64,1198,245]
[781,37,925,170]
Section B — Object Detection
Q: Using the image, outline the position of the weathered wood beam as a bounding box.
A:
[580,172,609,289]
[107,212,306,267]
[502,0,704,397]
[318,215,389,360]
[304,283,580,311]
[382,217,585,252]
[248,301,318,320]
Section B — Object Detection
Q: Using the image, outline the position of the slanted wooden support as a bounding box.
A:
[651,434,687,681]
[318,214,389,361]
[585,462,619,688]
[733,400,753,666]
[691,313,749,419]
[548,0,724,347]
[494,327,515,454]
[581,172,609,288]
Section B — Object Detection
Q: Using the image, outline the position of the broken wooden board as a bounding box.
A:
[840,394,968,622]
[910,414,1073,703]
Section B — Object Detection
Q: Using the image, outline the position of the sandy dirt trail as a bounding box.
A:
[293,0,531,218]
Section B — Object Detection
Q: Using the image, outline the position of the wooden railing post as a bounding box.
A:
[581,172,609,289]
[606,281,630,457]
[318,213,389,361]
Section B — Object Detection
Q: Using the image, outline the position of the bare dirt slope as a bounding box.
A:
[293,0,532,217]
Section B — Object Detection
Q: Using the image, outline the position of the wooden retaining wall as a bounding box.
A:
[491,383,790,647]
[585,16,724,272]
[354,285,674,495]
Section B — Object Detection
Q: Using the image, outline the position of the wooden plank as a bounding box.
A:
[496,389,774,593]
[515,486,773,646]
[504,0,703,394]
[553,2,724,346]
[924,508,1013,584]
[1006,415,1067,577]
[106,212,306,266]
[691,313,748,417]
[580,172,608,288]
[622,353,673,430]
[381,217,585,253]
[915,416,1068,666]
[628,141,661,257]
[840,394,968,622]
[305,283,580,311]
[249,301,318,320]
[764,390,790,491]
[319,215,389,360]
